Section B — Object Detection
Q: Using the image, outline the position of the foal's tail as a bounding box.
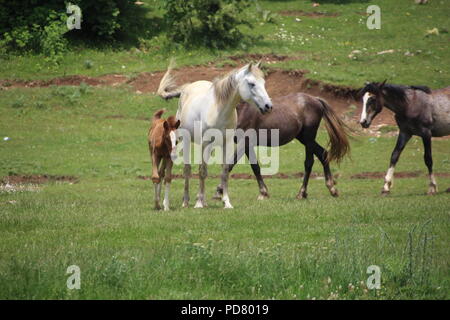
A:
[318,98,351,164]
[157,59,185,100]
[153,108,166,121]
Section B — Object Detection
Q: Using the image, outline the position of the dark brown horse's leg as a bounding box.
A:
[297,143,314,199]
[213,140,269,200]
[246,146,270,200]
[312,142,338,197]
[382,130,411,195]
[422,132,437,195]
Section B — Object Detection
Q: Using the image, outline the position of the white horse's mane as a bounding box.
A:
[213,64,264,106]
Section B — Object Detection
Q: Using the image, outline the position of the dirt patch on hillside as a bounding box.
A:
[279,10,339,18]
[0,54,396,126]
[0,74,128,89]
[351,171,450,180]
[1,174,79,185]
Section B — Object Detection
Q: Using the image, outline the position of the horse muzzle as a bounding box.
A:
[360,119,370,128]
[260,103,273,114]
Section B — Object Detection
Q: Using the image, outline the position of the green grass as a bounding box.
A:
[1,0,449,300]
[0,86,449,299]
[1,0,449,88]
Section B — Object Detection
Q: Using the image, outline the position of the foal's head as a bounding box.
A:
[163,116,180,159]
[236,62,272,114]
[359,80,386,128]
[151,113,180,160]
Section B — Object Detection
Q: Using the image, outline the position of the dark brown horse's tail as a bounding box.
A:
[318,98,350,164]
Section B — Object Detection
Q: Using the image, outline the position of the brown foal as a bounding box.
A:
[148,109,180,210]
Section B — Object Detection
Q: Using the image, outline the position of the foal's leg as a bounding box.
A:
[151,153,161,183]
[150,151,162,210]
[422,132,437,195]
[156,158,167,210]
[382,131,412,195]
[312,142,338,197]
[297,143,314,199]
[163,160,173,211]
[195,142,212,208]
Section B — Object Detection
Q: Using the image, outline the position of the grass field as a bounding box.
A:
[0,0,449,300]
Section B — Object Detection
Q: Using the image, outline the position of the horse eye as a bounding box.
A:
[249,82,255,88]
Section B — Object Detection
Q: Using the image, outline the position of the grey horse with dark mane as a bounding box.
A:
[359,81,450,195]
[214,93,351,200]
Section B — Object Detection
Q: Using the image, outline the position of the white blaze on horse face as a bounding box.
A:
[170,130,177,160]
[360,92,372,123]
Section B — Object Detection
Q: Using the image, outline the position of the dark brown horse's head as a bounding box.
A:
[358,80,386,128]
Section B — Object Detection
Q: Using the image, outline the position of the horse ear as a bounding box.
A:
[163,121,169,131]
[255,60,262,68]
[357,87,365,99]
[175,120,180,129]
[247,62,253,73]
[380,79,387,88]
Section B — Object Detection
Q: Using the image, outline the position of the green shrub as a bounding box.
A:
[0,0,145,60]
[163,0,253,49]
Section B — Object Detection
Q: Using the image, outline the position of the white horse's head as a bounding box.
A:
[236,62,272,114]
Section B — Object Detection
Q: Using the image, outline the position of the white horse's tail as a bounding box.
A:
[157,59,185,100]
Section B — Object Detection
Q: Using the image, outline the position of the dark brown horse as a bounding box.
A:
[214,93,350,200]
[359,81,450,195]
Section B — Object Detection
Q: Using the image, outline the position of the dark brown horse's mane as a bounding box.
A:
[359,82,431,105]
[410,85,432,94]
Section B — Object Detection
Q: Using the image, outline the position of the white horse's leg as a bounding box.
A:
[163,160,173,211]
[221,137,234,209]
[182,163,191,208]
[195,143,212,208]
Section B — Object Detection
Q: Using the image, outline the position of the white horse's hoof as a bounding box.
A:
[194,201,207,208]
[223,202,234,209]
[182,202,189,208]
[257,194,268,200]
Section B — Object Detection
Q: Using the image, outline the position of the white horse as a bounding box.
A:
[157,60,272,209]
